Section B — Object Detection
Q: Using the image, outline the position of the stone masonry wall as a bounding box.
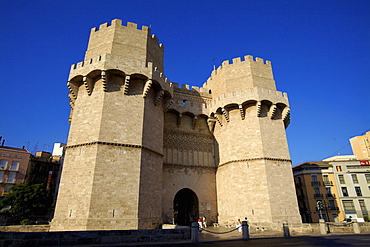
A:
[52,19,301,231]
[161,165,218,225]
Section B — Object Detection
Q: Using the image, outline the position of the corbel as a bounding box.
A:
[177,113,182,127]
[142,79,153,98]
[222,107,229,122]
[270,104,277,119]
[192,116,198,129]
[67,81,78,99]
[154,89,164,106]
[124,75,130,94]
[207,118,216,133]
[239,104,245,120]
[163,98,174,112]
[83,76,93,95]
[101,70,107,92]
[214,114,223,127]
[256,101,262,117]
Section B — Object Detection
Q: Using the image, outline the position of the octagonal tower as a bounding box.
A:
[51,19,172,231]
[204,56,301,224]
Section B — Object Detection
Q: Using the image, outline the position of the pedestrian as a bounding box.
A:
[203,216,207,228]
[198,217,203,229]
[236,219,242,234]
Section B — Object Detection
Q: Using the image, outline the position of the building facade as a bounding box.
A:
[50,19,301,231]
[325,155,370,221]
[294,155,370,223]
[25,151,62,198]
[0,146,31,196]
[350,131,370,161]
[293,162,343,223]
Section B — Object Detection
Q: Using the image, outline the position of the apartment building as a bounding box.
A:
[293,162,343,223]
[25,151,62,197]
[294,154,370,222]
[350,131,370,160]
[324,155,370,221]
[0,146,31,196]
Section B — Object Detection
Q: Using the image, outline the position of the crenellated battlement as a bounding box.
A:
[68,53,169,84]
[89,19,164,50]
[209,55,271,78]
[85,19,164,72]
[203,55,276,96]
[171,82,211,95]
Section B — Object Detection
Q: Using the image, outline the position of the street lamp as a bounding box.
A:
[317,201,324,220]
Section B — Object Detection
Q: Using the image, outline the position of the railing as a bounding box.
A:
[327,206,340,211]
[323,180,333,186]
[311,181,321,186]
[326,193,336,198]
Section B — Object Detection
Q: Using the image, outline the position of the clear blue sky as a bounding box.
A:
[0,0,369,165]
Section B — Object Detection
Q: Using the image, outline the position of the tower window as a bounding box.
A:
[182,100,187,106]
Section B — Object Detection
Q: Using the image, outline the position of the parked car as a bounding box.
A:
[343,217,365,222]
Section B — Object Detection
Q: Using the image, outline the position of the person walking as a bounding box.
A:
[202,216,207,228]
[236,219,242,234]
[198,217,203,229]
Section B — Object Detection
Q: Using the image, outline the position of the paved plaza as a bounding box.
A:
[67,226,370,247]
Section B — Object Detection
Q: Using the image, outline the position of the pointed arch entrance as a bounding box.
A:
[173,188,199,226]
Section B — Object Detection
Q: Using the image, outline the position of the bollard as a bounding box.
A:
[352,219,361,234]
[319,219,327,235]
[283,221,290,237]
[242,221,250,240]
[191,222,199,242]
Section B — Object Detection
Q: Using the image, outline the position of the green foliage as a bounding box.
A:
[364,215,370,222]
[20,219,30,225]
[0,183,53,224]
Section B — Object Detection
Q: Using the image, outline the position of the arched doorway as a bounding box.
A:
[173,188,199,226]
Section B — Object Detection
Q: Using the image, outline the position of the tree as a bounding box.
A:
[0,183,53,224]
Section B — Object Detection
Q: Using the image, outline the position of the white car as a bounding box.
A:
[343,217,365,223]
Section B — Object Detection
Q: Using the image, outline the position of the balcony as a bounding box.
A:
[296,182,303,187]
[314,193,324,198]
[311,181,321,186]
[323,180,333,186]
[328,206,340,211]
[326,193,336,198]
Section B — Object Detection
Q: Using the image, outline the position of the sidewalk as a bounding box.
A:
[60,226,370,246]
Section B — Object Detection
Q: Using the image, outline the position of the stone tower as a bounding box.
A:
[51,19,301,231]
[204,57,301,224]
[51,19,172,230]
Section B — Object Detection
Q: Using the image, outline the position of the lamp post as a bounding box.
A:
[317,201,324,220]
